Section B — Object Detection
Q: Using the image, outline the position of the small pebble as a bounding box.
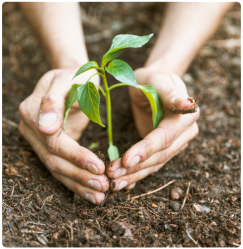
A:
[225,142,231,148]
[231,196,237,203]
[164,224,170,230]
[205,172,210,178]
[193,203,204,212]
[193,203,211,213]
[171,187,183,200]
[170,201,180,211]
[201,204,211,213]
[223,164,229,170]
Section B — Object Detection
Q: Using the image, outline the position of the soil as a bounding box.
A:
[2,2,241,247]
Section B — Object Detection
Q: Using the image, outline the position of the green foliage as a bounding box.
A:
[77,82,105,127]
[73,61,99,79]
[138,85,163,128]
[101,34,153,67]
[108,143,119,161]
[64,33,163,162]
[105,59,138,88]
[64,84,83,129]
[101,50,123,69]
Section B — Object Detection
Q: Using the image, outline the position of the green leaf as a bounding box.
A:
[101,49,123,68]
[64,84,83,130]
[108,143,119,161]
[73,61,99,79]
[101,34,153,67]
[77,81,105,127]
[105,59,138,88]
[110,33,154,50]
[138,85,163,128]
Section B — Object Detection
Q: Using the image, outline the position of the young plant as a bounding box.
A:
[64,34,163,161]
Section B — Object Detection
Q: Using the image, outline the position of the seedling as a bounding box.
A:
[64,34,163,161]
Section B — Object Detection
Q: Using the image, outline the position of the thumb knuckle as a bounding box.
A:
[41,93,56,106]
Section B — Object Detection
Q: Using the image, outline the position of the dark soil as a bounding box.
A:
[2,2,241,247]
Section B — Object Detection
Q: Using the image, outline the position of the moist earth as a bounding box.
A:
[2,2,241,247]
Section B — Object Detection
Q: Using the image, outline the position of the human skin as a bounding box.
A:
[106,2,234,190]
[18,2,233,202]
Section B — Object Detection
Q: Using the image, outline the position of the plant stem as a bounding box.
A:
[96,85,106,97]
[108,83,128,91]
[101,72,113,144]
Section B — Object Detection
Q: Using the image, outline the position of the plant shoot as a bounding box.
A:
[64,34,163,161]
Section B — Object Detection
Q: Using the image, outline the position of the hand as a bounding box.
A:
[19,69,109,204]
[107,67,200,191]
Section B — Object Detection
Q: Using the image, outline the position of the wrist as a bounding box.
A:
[144,45,194,78]
[144,61,183,78]
[144,2,233,77]
[49,51,89,70]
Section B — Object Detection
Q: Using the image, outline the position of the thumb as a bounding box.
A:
[133,70,190,111]
[151,73,193,111]
[38,92,65,135]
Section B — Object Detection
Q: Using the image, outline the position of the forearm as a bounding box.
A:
[145,2,234,77]
[19,2,88,69]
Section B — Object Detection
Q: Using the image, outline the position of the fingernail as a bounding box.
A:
[171,95,186,103]
[86,163,98,174]
[85,193,96,204]
[126,183,136,190]
[118,180,128,190]
[88,180,102,191]
[39,112,57,127]
[129,156,140,168]
[114,168,126,178]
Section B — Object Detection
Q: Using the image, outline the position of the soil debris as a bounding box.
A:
[2,2,241,247]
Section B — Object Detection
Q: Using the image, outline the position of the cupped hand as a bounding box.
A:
[107,68,200,191]
[19,69,109,204]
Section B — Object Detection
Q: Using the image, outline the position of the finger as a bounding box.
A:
[129,71,200,138]
[131,70,188,108]
[124,183,136,190]
[124,124,196,175]
[19,86,100,173]
[150,73,202,114]
[42,132,106,174]
[110,164,160,191]
[42,154,109,192]
[121,108,199,169]
[52,172,105,205]
[110,135,190,192]
[19,120,105,175]
[108,123,197,178]
[18,71,63,130]
[38,71,78,135]
[107,158,127,178]
[19,121,108,197]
